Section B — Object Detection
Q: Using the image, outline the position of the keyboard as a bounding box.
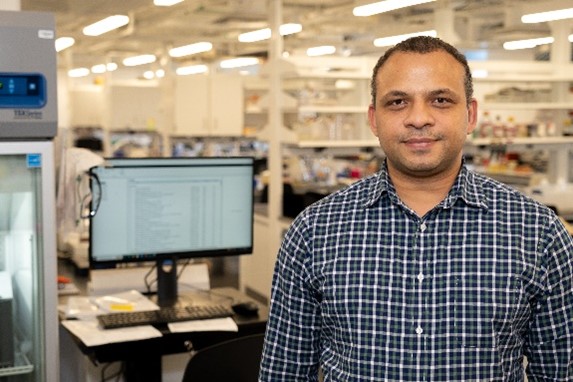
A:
[96,304,234,329]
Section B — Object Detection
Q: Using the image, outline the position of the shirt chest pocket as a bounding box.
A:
[454,276,523,349]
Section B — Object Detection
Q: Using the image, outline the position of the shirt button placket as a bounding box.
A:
[416,220,427,374]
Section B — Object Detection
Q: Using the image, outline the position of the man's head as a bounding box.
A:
[370,36,473,108]
[367,36,478,182]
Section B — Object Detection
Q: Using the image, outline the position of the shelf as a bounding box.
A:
[0,352,34,377]
[298,105,368,114]
[475,168,535,187]
[469,61,573,82]
[291,139,379,148]
[475,75,573,83]
[263,56,376,79]
[468,136,573,148]
[249,104,367,114]
[482,102,573,110]
[256,125,298,143]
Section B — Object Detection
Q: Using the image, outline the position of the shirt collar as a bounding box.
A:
[364,159,488,211]
[443,163,488,210]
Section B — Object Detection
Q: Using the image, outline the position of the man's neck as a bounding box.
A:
[388,164,461,217]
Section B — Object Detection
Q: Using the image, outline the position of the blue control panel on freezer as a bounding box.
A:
[0,11,57,139]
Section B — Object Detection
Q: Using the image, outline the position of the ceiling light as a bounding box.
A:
[238,23,302,43]
[239,29,271,43]
[55,37,74,52]
[220,57,260,69]
[471,69,488,79]
[91,64,107,74]
[176,64,209,75]
[373,30,437,47]
[522,7,573,23]
[306,45,336,57]
[143,70,155,80]
[155,69,165,78]
[353,0,436,17]
[122,54,157,66]
[169,42,213,58]
[68,68,90,78]
[83,15,129,36]
[280,23,303,36]
[503,37,554,50]
[90,63,118,73]
[154,0,184,6]
[335,80,355,89]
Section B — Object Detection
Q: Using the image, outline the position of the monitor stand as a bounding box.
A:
[156,257,178,308]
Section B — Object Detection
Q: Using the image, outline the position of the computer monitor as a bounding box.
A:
[88,156,254,307]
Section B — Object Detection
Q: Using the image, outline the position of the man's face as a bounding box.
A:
[368,50,477,180]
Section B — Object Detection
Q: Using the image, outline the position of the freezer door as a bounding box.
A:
[0,141,57,382]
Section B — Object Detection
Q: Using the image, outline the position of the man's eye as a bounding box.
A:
[435,97,451,104]
[387,99,405,106]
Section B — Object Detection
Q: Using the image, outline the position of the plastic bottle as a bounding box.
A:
[492,115,505,139]
[505,116,517,141]
[477,111,492,138]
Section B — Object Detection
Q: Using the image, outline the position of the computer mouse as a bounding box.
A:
[231,301,259,317]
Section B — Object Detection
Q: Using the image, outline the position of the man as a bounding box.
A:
[259,36,573,381]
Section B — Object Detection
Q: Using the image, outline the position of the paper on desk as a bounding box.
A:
[62,319,162,347]
[168,317,238,333]
[63,296,103,320]
[63,289,158,320]
[93,289,159,313]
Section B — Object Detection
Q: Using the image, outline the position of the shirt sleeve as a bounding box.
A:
[259,215,322,382]
[525,215,573,381]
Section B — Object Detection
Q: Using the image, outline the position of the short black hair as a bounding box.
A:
[370,36,473,107]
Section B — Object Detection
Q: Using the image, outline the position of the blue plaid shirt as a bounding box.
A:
[259,162,573,381]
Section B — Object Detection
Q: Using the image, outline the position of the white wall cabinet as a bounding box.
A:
[69,86,105,128]
[174,74,244,137]
[106,85,164,131]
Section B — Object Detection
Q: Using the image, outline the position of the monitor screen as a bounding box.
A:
[88,156,254,267]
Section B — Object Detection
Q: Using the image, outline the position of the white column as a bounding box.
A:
[268,0,284,253]
[434,2,459,44]
[0,0,20,10]
[549,20,572,78]
[547,20,572,185]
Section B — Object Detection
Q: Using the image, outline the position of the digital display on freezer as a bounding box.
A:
[0,73,46,108]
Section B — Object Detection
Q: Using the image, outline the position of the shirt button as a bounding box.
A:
[417,273,424,282]
[420,223,427,232]
[416,326,423,334]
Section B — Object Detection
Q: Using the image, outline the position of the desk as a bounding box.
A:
[60,287,268,382]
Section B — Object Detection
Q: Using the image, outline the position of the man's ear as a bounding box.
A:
[466,98,478,135]
[368,105,379,137]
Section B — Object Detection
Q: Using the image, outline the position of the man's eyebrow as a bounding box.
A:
[428,88,457,97]
[378,88,460,102]
[380,90,409,99]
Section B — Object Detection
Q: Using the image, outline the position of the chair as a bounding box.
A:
[182,333,265,382]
